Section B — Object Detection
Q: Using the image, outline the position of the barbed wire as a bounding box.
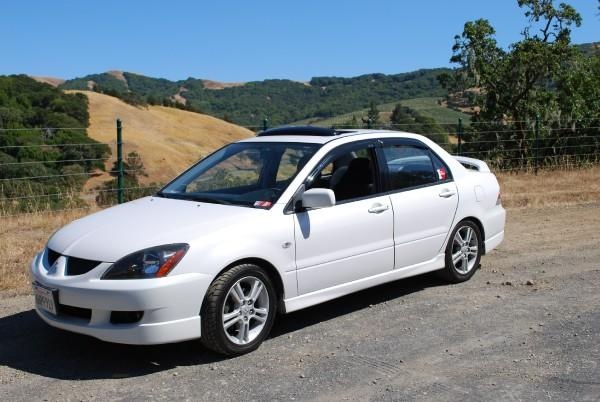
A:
[0,206,92,218]
[459,144,600,155]
[0,169,141,181]
[317,116,600,127]
[1,121,599,217]
[0,142,115,150]
[0,185,159,201]
[0,155,145,167]
[0,157,111,167]
[451,135,600,145]
[0,127,87,132]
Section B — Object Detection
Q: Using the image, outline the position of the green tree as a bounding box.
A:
[366,101,380,125]
[110,151,147,180]
[390,103,412,125]
[437,1,599,168]
[442,0,582,124]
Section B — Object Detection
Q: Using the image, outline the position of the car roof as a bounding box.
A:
[240,126,426,145]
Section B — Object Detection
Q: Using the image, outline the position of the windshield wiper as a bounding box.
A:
[188,195,232,205]
[154,191,236,205]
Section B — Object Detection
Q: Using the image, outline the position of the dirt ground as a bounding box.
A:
[0,202,599,401]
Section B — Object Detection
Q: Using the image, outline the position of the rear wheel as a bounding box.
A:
[439,220,482,283]
[201,264,277,356]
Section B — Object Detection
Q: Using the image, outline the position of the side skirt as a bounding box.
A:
[283,254,445,313]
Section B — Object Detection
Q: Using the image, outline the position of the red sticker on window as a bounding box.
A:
[437,168,447,180]
[253,200,273,209]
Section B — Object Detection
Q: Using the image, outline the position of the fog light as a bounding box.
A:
[110,311,144,324]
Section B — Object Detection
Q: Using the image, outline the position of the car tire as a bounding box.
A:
[200,263,277,356]
[439,220,482,283]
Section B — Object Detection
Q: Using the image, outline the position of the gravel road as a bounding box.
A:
[1,203,599,401]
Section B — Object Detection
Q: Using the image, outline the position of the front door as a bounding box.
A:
[294,142,394,295]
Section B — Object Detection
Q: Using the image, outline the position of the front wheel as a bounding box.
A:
[200,264,277,356]
[439,220,482,283]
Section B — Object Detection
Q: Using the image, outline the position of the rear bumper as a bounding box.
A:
[483,205,506,254]
[30,251,212,345]
[484,230,504,254]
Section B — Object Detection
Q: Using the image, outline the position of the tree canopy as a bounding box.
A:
[438,0,599,169]
[0,75,110,214]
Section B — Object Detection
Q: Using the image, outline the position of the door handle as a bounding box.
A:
[368,204,389,214]
[439,189,456,198]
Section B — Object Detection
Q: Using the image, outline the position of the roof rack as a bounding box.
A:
[256,126,356,137]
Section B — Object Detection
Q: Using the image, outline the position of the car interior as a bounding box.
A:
[310,149,376,202]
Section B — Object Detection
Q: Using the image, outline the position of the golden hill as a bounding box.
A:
[69,91,254,186]
[31,76,66,87]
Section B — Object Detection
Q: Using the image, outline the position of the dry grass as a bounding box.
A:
[30,76,66,87]
[69,90,254,185]
[201,79,246,90]
[0,209,92,295]
[1,167,599,294]
[497,166,600,208]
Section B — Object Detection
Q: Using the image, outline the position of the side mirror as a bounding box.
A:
[301,188,336,210]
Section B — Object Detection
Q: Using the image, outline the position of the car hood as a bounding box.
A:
[47,196,266,262]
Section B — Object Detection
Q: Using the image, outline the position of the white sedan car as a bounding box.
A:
[31,127,505,355]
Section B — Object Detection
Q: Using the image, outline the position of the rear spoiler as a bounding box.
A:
[454,156,491,173]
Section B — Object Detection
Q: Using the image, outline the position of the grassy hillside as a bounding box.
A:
[75,91,253,185]
[292,97,470,128]
[60,69,450,126]
[0,75,110,215]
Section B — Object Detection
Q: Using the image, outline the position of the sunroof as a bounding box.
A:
[257,126,356,137]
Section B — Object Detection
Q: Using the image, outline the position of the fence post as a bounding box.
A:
[116,119,124,204]
[457,118,463,156]
[367,118,372,129]
[534,114,540,176]
[262,118,269,131]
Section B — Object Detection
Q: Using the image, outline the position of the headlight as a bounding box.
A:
[101,244,189,280]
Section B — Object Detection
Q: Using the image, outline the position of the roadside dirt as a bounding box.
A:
[1,203,599,401]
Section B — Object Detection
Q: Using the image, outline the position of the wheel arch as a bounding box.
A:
[458,216,486,254]
[210,257,287,314]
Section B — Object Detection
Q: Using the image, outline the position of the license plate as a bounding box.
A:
[33,282,58,315]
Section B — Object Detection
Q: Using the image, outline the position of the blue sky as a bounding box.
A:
[2,0,598,82]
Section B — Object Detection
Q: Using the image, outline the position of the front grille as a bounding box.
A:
[59,304,92,321]
[47,248,60,266]
[46,249,102,276]
[66,256,101,276]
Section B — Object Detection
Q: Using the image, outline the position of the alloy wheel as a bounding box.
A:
[221,276,270,345]
[451,226,479,274]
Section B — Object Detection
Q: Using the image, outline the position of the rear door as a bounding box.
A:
[377,139,459,269]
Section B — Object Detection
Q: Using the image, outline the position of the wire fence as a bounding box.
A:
[1,117,599,217]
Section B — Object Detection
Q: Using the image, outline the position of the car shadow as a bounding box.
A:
[0,272,446,380]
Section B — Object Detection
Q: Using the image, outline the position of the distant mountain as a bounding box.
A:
[47,41,600,126]
[59,69,450,126]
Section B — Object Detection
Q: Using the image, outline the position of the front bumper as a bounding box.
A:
[30,250,213,345]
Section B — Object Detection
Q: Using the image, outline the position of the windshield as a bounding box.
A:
[158,142,320,208]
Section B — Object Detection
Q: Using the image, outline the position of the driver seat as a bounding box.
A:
[333,158,374,201]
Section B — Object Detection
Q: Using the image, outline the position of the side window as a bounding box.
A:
[308,145,377,203]
[382,145,438,191]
